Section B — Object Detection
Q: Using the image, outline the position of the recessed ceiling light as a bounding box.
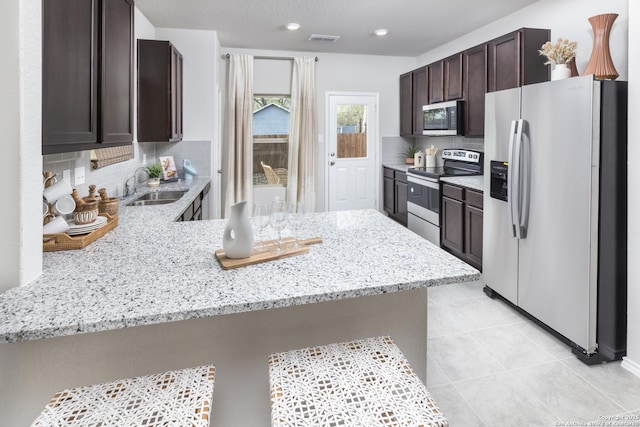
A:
[374,29,388,37]
[285,23,301,31]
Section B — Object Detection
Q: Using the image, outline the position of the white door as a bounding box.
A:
[327,93,378,211]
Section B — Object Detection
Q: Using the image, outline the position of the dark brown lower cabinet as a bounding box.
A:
[383,167,408,226]
[178,183,210,222]
[465,204,483,270]
[442,195,464,256]
[441,183,483,270]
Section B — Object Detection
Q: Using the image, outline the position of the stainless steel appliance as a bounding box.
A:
[407,149,482,245]
[483,75,627,364]
[422,101,464,136]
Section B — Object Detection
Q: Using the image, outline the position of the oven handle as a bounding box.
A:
[407,174,439,190]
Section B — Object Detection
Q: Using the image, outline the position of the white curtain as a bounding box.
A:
[224,54,254,217]
[287,57,317,211]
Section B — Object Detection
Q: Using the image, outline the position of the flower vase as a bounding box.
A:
[583,13,619,80]
[222,201,255,259]
[551,64,571,81]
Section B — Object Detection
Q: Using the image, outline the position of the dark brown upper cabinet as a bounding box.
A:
[412,67,428,135]
[42,0,134,155]
[428,61,444,104]
[487,28,550,93]
[400,68,428,136]
[463,44,488,138]
[444,53,463,101]
[137,39,184,142]
[399,72,413,136]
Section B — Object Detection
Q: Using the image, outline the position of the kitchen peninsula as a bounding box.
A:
[0,183,479,425]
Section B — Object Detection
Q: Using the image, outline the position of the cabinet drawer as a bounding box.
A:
[384,167,395,179]
[466,189,483,208]
[442,183,464,201]
[395,171,407,184]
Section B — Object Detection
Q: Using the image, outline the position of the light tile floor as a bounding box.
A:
[427,280,640,426]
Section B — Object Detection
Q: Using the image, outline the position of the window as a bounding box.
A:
[253,96,290,187]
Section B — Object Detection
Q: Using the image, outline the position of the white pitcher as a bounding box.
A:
[222,201,255,258]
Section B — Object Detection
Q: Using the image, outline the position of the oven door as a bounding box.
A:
[407,174,441,245]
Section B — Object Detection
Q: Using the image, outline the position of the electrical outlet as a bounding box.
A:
[62,169,71,184]
[74,167,85,185]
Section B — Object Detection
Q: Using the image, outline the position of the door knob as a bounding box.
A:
[330,152,336,157]
[330,160,335,166]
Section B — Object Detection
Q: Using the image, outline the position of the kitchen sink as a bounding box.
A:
[126,190,187,206]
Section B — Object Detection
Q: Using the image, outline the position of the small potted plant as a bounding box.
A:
[145,163,163,187]
[404,143,420,165]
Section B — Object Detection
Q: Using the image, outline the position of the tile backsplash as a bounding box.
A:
[43,140,212,199]
[382,136,484,166]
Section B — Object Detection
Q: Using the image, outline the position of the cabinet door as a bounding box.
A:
[42,0,98,154]
[170,46,183,142]
[399,73,413,136]
[383,176,395,214]
[488,31,521,93]
[441,196,464,255]
[101,0,134,145]
[444,53,463,101]
[428,61,444,104]
[465,204,483,270]
[412,67,428,135]
[395,180,408,226]
[463,44,487,137]
[488,29,550,93]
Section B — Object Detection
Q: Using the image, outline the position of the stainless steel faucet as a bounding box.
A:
[123,167,149,198]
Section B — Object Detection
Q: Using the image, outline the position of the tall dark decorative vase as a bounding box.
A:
[583,13,619,80]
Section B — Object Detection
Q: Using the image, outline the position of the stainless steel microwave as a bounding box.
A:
[422,100,464,136]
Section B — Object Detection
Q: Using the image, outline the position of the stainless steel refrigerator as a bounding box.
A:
[482,75,627,364]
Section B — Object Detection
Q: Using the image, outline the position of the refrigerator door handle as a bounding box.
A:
[519,120,530,238]
[507,120,518,237]
[513,119,524,239]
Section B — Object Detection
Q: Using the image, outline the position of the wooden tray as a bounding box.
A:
[43,213,118,252]
[215,237,322,270]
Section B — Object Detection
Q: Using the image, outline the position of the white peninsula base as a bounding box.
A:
[1,288,427,426]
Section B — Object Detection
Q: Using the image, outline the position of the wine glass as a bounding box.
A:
[288,202,304,248]
[252,203,270,252]
[270,199,288,254]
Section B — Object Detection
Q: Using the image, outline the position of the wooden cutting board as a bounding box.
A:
[215,237,322,270]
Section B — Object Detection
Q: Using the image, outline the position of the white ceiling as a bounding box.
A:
[135,0,540,57]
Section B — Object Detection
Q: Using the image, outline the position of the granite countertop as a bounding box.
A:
[440,175,484,192]
[0,189,479,343]
[383,163,412,173]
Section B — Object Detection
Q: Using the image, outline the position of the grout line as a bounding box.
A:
[559,359,639,413]
[447,377,489,426]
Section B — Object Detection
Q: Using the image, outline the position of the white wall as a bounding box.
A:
[2,0,43,290]
[220,47,415,212]
[622,0,640,377]
[416,0,628,81]
[0,0,21,291]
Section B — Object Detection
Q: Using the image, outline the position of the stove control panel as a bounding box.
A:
[442,149,482,163]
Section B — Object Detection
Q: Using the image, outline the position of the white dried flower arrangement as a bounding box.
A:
[539,38,578,65]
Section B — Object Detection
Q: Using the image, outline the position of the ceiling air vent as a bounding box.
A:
[307,34,341,43]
